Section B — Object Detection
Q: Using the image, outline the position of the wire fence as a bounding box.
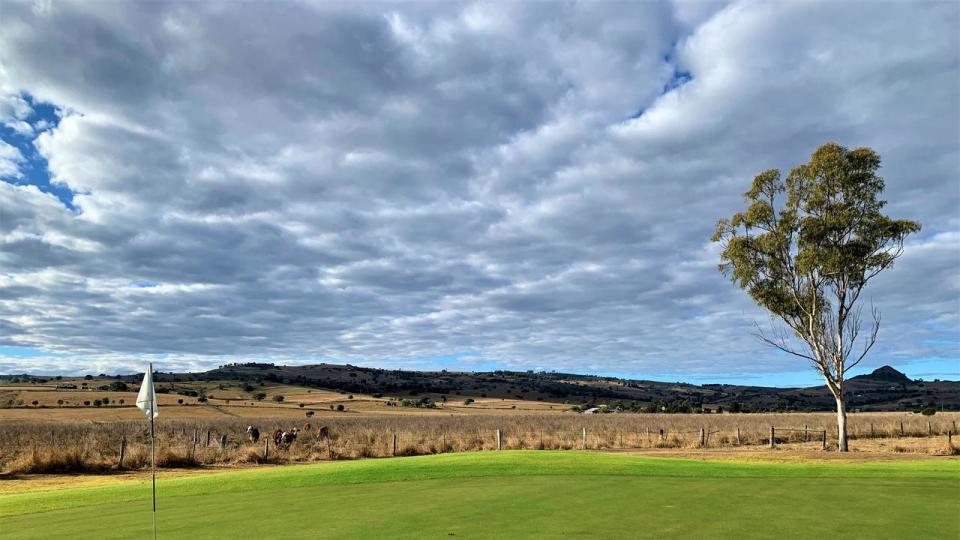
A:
[2,413,958,474]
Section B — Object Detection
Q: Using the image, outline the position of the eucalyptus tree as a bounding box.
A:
[712,142,920,451]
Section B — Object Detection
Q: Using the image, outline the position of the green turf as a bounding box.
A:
[1,452,958,539]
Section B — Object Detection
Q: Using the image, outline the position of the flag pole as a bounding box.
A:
[150,362,157,540]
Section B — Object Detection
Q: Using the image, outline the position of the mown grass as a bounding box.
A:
[2,452,958,539]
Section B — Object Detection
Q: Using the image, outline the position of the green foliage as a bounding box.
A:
[272,395,285,403]
[921,407,936,416]
[107,381,129,392]
[253,393,267,401]
[714,143,919,322]
[336,404,345,412]
[463,398,475,405]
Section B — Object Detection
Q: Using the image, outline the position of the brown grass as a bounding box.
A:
[1,411,957,475]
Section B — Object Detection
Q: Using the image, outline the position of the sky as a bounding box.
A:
[0,0,958,386]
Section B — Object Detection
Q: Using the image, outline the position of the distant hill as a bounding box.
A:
[5,363,957,412]
[850,365,913,384]
[142,362,958,413]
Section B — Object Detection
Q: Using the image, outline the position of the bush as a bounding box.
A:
[463,398,474,405]
[348,395,354,400]
[272,395,284,403]
[31,400,39,406]
[305,411,314,417]
[921,407,937,416]
[372,393,383,398]
[254,393,267,401]
[336,404,345,412]
[93,400,102,407]
[83,400,90,406]
[177,399,184,404]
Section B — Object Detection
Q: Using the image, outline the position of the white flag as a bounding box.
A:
[136,364,159,419]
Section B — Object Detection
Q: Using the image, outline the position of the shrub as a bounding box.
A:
[177,399,184,405]
[464,398,474,405]
[93,400,102,407]
[254,393,267,401]
[83,400,91,406]
[272,395,284,403]
[299,403,304,408]
[305,411,314,417]
[31,400,39,406]
[56,399,64,406]
[921,407,937,416]
[372,393,383,398]
[336,404,345,412]
[101,397,110,406]
[348,395,354,400]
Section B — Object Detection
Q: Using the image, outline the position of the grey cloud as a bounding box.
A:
[0,1,956,378]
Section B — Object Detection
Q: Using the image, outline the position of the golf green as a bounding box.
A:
[1,452,957,539]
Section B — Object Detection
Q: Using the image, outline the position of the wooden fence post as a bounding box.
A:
[948,430,953,448]
[699,428,705,448]
[263,439,269,462]
[392,433,397,456]
[582,427,586,450]
[900,420,904,437]
[619,431,623,448]
[804,425,809,442]
[118,435,126,469]
[218,434,227,449]
[658,428,664,441]
[870,423,874,438]
[769,426,775,449]
[206,430,211,447]
[928,421,932,436]
[821,430,827,450]
[442,433,446,453]
[540,429,544,449]
[496,429,502,450]
[736,426,741,446]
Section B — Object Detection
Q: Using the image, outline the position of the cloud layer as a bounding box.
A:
[1,1,957,379]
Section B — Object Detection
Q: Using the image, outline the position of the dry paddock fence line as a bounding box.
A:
[1,412,958,475]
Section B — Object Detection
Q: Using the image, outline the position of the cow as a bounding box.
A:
[278,428,298,448]
[302,422,311,432]
[272,428,284,446]
[246,426,260,444]
[317,425,330,440]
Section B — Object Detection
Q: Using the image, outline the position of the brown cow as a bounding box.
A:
[317,426,330,440]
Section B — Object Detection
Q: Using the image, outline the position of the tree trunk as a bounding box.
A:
[835,395,848,452]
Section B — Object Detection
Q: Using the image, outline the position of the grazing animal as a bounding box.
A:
[317,426,330,440]
[272,428,284,446]
[246,426,260,444]
[303,422,311,432]
[279,429,297,448]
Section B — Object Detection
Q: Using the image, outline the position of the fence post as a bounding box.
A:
[928,421,932,436]
[118,435,127,469]
[900,420,904,437]
[699,428,705,448]
[392,433,397,456]
[206,430,211,447]
[582,427,586,450]
[540,429,544,449]
[263,439,269,462]
[870,423,874,438]
[736,426,741,446]
[658,428,664,441]
[496,429,502,450]
[948,430,953,448]
[769,426,775,449]
[821,430,827,450]
[442,433,446,453]
[218,434,227,449]
[619,431,623,448]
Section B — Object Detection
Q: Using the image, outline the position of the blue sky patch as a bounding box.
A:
[0,93,76,210]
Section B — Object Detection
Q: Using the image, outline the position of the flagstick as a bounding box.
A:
[150,362,157,540]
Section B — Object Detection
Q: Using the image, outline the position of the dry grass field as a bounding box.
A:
[2,410,957,475]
